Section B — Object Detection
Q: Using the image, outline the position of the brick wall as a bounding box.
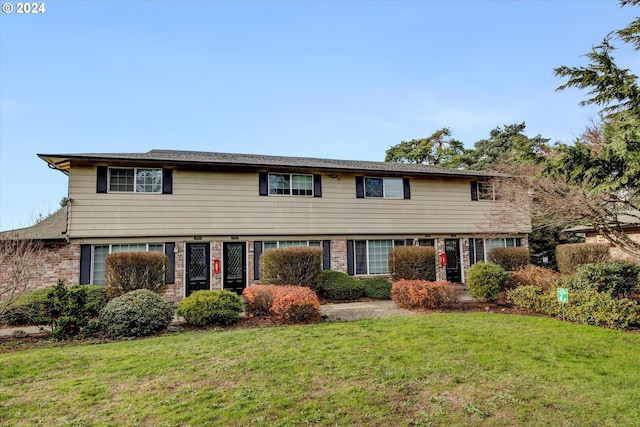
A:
[0,242,79,302]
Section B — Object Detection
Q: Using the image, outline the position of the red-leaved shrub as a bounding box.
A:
[391,280,461,309]
[242,285,278,316]
[270,285,322,324]
[243,284,322,323]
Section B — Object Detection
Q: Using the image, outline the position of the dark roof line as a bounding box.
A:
[38,149,496,178]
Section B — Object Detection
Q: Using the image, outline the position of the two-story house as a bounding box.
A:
[10,149,530,302]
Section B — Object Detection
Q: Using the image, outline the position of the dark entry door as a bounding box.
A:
[444,239,462,283]
[186,243,210,296]
[223,242,246,295]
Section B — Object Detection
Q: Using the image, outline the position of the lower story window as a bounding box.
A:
[470,238,522,265]
[355,240,395,275]
[264,240,321,249]
[92,243,164,284]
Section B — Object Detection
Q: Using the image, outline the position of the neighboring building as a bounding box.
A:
[4,150,531,302]
[566,213,640,263]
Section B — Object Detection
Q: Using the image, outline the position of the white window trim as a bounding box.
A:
[355,239,398,275]
[268,173,314,197]
[477,181,496,201]
[108,167,163,194]
[264,240,322,249]
[364,177,404,199]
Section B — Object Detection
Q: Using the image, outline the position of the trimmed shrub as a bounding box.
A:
[569,261,640,298]
[259,247,323,290]
[466,262,508,302]
[177,290,243,327]
[388,246,436,281]
[556,243,609,275]
[391,280,461,309]
[270,285,322,324]
[489,247,531,271]
[100,289,173,339]
[105,251,169,299]
[508,265,560,291]
[508,286,640,330]
[0,287,51,326]
[243,285,278,316]
[360,278,392,299]
[319,270,364,300]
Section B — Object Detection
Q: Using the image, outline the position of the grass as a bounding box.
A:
[1,313,639,426]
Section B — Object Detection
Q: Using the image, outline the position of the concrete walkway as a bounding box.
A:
[321,300,415,322]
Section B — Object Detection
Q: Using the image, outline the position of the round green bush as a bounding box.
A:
[100,289,173,339]
[0,287,52,326]
[319,270,364,300]
[467,262,508,302]
[359,278,392,299]
[177,290,243,327]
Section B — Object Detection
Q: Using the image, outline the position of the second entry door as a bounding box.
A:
[223,242,246,295]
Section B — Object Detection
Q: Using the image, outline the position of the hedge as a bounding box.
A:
[259,247,323,290]
[508,286,640,330]
[105,251,169,299]
[556,243,609,275]
[388,246,436,281]
[177,290,243,327]
[489,247,530,271]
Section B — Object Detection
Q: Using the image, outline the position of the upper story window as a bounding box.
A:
[97,166,172,194]
[108,168,162,193]
[477,181,496,201]
[471,180,496,201]
[269,173,313,196]
[365,177,403,198]
[356,176,410,199]
[259,172,322,197]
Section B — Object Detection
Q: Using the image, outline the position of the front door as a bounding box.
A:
[223,242,246,295]
[186,243,210,296]
[444,239,462,283]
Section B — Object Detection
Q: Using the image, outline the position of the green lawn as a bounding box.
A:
[1,313,639,426]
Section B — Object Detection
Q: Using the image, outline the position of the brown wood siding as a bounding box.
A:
[67,166,530,238]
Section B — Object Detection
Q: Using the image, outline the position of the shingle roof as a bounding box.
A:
[38,149,496,178]
[0,207,67,240]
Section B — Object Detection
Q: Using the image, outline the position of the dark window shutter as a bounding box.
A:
[403,178,411,199]
[165,243,175,284]
[314,174,322,197]
[80,244,92,284]
[322,240,331,270]
[254,241,263,280]
[96,166,108,193]
[259,173,269,196]
[162,169,173,194]
[347,240,355,275]
[515,238,522,247]
[470,181,478,201]
[469,239,476,265]
[355,176,364,198]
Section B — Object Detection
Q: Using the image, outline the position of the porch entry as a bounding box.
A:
[444,239,462,283]
[186,243,210,296]
[223,242,247,295]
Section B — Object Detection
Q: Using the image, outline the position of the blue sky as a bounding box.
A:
[0,0,637,230]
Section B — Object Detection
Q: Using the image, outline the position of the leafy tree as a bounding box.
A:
[385,128,466,167]
[546,0,640,258]
[493,0,640,259]
[462,123,550,171]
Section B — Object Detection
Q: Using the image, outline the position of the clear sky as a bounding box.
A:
[0,0,637,230]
